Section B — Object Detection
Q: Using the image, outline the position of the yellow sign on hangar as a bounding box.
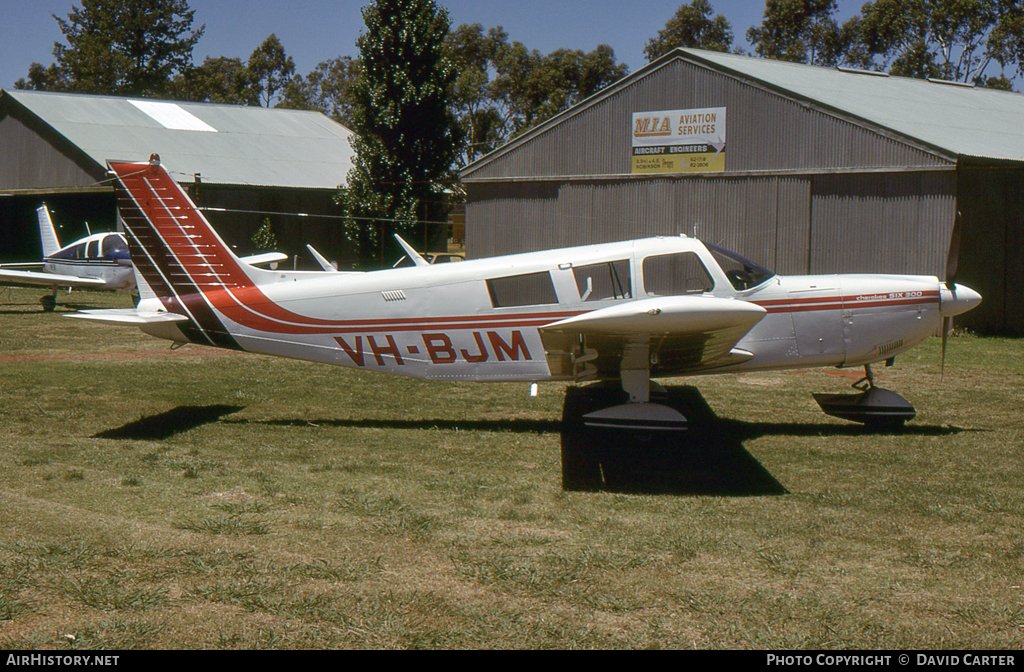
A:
[631,107,726,174]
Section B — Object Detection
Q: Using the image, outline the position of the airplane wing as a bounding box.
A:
[0,267,108,290]
[539,296,766,380]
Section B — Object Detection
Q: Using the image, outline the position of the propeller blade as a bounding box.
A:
[946,210,962,289]
[942,211,962,379]
[941,316,950,379]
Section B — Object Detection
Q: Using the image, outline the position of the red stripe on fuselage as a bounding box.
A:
[754,292,939,314]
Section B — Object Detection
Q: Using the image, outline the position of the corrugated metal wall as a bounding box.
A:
[466,170,955,277]
[467,176,795,267]
[463,52,960,283]
[809,171,956,275]
[461,52,1024,332]
[550,176,811,273]
[0,115,100,190]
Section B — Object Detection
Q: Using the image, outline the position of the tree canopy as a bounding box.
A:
[16,0,204,97]
[744,0,1024,86]
[644,0,735,61]
[247,34,296,107]
[747,0,845,66]
[842,0,1024,87]
[279,56,361,125]
[445,24,629,165]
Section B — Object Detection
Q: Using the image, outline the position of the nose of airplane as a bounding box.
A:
[939,283,982,317]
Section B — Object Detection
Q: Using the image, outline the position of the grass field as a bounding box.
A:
[0,286,1022,649]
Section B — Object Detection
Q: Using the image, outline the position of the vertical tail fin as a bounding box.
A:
[108,156,252,296]
[36,205,61,258]
[107,155,249,350]
[109,155,349,349]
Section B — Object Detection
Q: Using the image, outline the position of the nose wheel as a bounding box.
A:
[813,364,916,429]
[40,289,57,312]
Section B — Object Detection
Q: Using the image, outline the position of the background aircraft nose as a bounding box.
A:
[939,283,982,317]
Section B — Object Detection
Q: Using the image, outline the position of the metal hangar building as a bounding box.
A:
[0,89,356,269]
[459,48,1024,335]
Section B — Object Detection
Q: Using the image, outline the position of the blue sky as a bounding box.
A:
[1,0,864,91]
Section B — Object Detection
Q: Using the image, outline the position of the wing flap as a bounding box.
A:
[540,296,765,379]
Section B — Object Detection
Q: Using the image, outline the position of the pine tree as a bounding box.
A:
[337,0,461,267]
[22,0,204,97]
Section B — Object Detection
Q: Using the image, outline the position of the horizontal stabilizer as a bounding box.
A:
[240,252,288,267]
[67,309,189,326]
[305,244,337,272]
[394,235,430,267]
[0,268,108,289]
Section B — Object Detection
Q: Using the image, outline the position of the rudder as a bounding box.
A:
[36,205,61,258]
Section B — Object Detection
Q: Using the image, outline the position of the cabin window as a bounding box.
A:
[572,260,631,301]
[86,240,99,258]
[51,243,86,260]
[642,252,714,296]
[487,271,559,308]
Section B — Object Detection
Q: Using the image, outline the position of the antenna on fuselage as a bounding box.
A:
[394,235,430,268]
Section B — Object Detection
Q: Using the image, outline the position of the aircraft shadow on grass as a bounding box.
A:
[555,386,965,497]
[93,405,244,441]
[92,388,966,497]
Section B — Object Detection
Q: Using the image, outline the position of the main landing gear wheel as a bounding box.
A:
[813,365,916,430]
[39,292,57,312]
[560,383,688,491]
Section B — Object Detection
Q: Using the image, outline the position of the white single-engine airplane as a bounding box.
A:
[0,204,136,310]
[72,157,981,483]
[1,203,289,311]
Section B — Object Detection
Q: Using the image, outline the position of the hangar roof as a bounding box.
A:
[689,49,1024,163]
[462,48,1024,176]
[0,89,354,189]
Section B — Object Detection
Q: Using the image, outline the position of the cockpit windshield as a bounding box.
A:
[702,241,775,291]
[101,234,129,256]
